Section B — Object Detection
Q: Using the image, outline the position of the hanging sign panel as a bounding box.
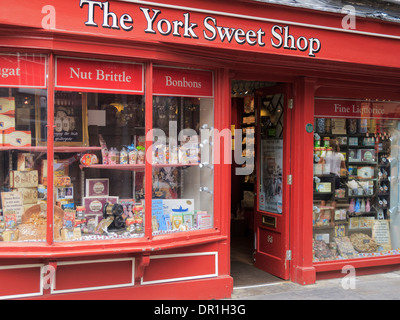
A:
[315,98,400,120]
[0,54,47,88]
[153,66,213,98]
[55,57,144,94]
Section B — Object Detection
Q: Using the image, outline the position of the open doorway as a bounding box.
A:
[230,80,286,287]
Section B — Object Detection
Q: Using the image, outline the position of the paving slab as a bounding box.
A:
[229,271,400,300]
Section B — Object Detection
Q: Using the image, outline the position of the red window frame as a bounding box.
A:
[0,52,229,258]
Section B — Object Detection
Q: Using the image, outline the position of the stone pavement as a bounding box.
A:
[229,271,400,300]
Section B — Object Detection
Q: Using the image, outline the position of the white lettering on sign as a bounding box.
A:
[165,76,202,89]
[334,103,350,113]
[203,16,266,47]
[271,25,321,57]
[141,8,199,39]
[333,103,385,115]
[69,67,132,83]
[70,67,92,80]
[96,70,132,82]
[79,1,323,58]
[0,67,21,78]
[79,0,133,31]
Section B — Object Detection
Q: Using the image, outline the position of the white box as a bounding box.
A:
[162,199,194,216]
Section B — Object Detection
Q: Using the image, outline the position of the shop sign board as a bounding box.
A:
[315,98,400,120]
[2,1,400,68]
[153,66,213,98]
[55,57,144,94]
[0,54,47,89]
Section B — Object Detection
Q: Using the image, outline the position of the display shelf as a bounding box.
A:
[348,176,377,181]
[153,163,199,168]
[348,161,378,165]
[0,146,102,153]
[79,162,199,171]
[80,163,145,171]
[348,211,377,217]
[314,192,334,196]
[314,123,394,256]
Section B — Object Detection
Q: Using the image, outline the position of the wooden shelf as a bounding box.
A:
[80,163,145,171]
[0,146,102,153]
[79,162,199,171]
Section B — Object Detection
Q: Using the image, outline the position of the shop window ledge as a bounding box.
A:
[313,254,400,272]
[0,229,226,258]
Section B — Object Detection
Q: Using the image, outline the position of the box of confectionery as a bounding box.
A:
[10,170,38,188]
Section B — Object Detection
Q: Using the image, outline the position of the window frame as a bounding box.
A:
[0,52,226,256]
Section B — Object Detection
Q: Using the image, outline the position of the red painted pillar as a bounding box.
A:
[46,53,55,245]
[290,77,317,285]
[214,68,233,281]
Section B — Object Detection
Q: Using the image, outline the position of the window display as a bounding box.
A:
[55,90,146,241]
[313,98,400,261]
[151,89,214,234]
[0,56,215,243]
[0,53,48,242]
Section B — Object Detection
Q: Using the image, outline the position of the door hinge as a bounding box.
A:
[287,174,293,185]
[286,250,292,261]
[288,99,294,109]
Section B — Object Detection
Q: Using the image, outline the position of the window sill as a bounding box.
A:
[0,229,226,259]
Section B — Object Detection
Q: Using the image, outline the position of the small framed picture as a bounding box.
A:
[337,136,347,145]
[348,137,358,146]
[56,186,74,200]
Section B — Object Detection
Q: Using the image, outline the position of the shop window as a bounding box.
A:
[53,57,146,241]
[0,53,48,242]
[313,98,400,261]
[53,91,146,241]
[0,57,215,244]
[151,66,214,235]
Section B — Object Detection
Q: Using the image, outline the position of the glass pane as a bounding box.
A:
[259,93,284,213]
[313,99,400,261]
[151,96,214,235]
[49,56,146,241]
[54,90,145,241]
[0,53,48,243]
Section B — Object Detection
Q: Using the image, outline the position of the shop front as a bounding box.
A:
[0,0,400,300]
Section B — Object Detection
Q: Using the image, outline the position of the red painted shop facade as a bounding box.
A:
[0,0,400,300]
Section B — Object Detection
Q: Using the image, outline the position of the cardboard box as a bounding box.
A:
[197,211,212,229]
[61,227,81,241]
[12,187,38,204]
[2,229,19,241]
[10,170,38,188]
[17,153,35,171]
[316,182,331,193]
[85,178,109,197]
[54,176,71,187]
[171,213,183,230]
[348,149,360,162]
[359,149,376,162]
[0,114,15,130]
[162,199,194,216]
[0,97,16,115]
[3,129,31,147]
[40,159,47,185]
[54,159,69,177]
[83,196,119,215]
